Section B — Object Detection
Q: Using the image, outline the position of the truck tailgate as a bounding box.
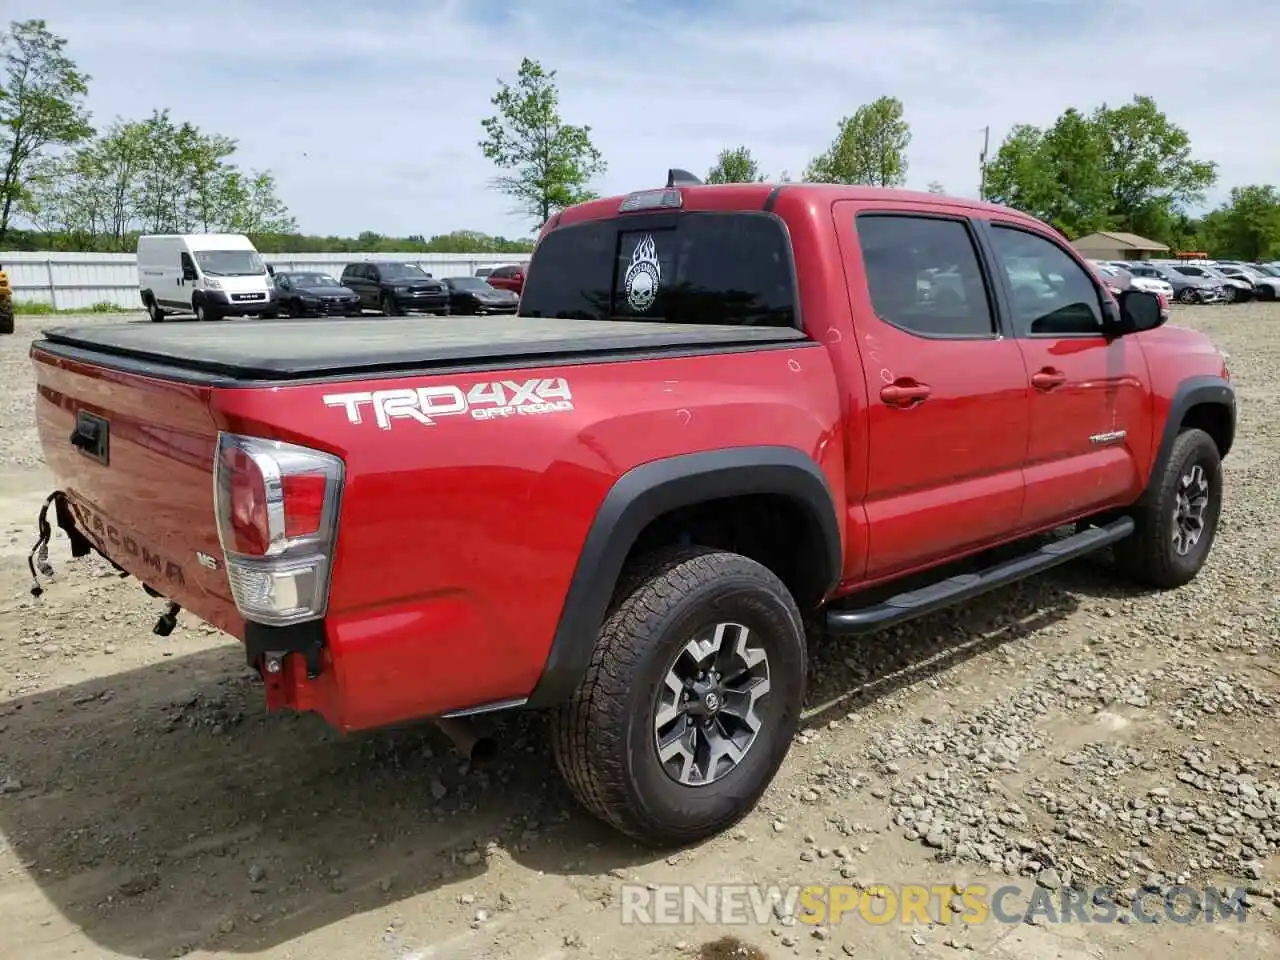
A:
[32,345,239,634]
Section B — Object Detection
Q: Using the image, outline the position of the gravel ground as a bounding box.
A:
[0,306,1277,960]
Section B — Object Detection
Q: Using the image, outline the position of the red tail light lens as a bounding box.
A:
[282,473,327,539]
[213,434,345,626]
[223,445,271,555]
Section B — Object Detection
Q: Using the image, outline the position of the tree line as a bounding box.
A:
[478,59,1280,262]
[0,19,535,255]
[5,16,1279,261]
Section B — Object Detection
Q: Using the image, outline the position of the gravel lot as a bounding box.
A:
[0,307,1277,960]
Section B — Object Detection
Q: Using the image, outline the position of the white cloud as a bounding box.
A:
[7,0,1278,239]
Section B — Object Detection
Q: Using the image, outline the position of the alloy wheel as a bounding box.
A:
[653,622,771,787]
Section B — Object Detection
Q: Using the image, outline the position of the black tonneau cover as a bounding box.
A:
[38,316,809,381]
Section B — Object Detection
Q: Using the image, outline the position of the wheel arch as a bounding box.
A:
[525,446,842,708]
[1145,375,1235,502]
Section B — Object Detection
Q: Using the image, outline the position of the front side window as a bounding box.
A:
[988,225,1104,336]
[854,214,996,338]
[520,212,797,327]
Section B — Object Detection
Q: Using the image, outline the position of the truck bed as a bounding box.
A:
[37,316,810,382]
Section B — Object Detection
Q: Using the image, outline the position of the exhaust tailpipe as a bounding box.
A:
[433,716,498,763]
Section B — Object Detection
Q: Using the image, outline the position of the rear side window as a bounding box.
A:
[854,214,996,338]
[519,212,797,327]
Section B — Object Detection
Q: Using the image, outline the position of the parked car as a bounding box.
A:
[442,276,520,315]
[1101,261,1173,299]
[27,180,1233,848]
[1087,260,1132,296]
[474,266,495,279]
[1124,262,1223,304]
[1215,264,1280,301]
[272,271,363,317]
[137,233,276,322]
[484,263,527,295]
[340,261,449,316]
[1167,263,1252,302]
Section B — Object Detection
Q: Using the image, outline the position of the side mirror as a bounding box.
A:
[1116,289,1166,334]
[182,265,197,281]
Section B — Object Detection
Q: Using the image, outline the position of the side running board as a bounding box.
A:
[825,517,1135,636]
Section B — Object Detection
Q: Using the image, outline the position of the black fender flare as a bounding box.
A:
[1144,375,1235,498]
[525,445,842,708]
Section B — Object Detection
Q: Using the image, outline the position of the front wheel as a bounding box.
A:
[1113,428,1222,589]
[194,299,220,322]
[381,294,399,317]
[551,546,807,847]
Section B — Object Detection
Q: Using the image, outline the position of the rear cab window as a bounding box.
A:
[854,214,996,338]
[519,212,798,328]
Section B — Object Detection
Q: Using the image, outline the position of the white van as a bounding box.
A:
[137,233,277,322]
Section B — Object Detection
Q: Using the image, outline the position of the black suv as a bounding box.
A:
[340,262,450,316]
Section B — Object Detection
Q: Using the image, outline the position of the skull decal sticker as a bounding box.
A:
[624,233,661,312]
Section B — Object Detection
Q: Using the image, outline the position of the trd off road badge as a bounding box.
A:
[624,233,661,312]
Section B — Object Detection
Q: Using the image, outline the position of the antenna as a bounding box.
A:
[667,168,702,188]
[978,126,990,201]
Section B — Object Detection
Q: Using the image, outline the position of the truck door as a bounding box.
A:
[975,219,1153,528]
[832,200,1030,579]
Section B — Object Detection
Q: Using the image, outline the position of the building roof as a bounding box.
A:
[1071,231,1170,252]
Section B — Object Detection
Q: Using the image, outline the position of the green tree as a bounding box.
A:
[184,129,238,232]
[1204,185,1280,261]
[0,19,93,243]
[479,57,606,226]
[804,96,910,187]
[228,169,296,235]
[706,145,766,184]
[984,96,1216,243]
[1094,95,1217,240]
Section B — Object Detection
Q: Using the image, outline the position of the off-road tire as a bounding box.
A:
[1113,427,1222,589]
[0,295,13,336]
[550,546,807,847]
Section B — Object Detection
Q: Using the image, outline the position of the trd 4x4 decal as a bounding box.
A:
[322,378,574,429]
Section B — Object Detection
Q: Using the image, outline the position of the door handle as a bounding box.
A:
[1031,368,1067,391]
[880,381,932,407]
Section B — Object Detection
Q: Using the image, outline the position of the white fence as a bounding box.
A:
[0,251,534,312]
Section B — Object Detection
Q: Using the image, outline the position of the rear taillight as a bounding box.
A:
[213,433,344,626]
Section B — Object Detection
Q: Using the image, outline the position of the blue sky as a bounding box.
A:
[11,0,1279,240]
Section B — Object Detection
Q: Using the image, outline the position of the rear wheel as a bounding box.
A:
[551,546,807,847]
[1177,287,1197,304]
[1113,428,1222,589]
[147,299,165,322]
[381,293,399,317]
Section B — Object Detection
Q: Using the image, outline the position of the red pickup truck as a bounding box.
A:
[28,175,1234,848]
